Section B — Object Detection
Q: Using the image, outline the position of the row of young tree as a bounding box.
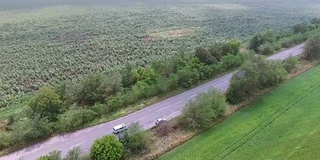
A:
[248,18,320,55]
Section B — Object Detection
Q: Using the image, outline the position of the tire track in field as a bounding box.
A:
[213,79,320,160]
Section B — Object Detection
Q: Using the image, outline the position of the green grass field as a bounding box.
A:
[159,65,320,160]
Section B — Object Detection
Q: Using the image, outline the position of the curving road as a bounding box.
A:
[0,44,305,160]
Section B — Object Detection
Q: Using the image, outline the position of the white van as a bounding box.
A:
[113,123,127,134]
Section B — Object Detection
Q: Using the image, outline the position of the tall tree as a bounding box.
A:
[29,86,63,121]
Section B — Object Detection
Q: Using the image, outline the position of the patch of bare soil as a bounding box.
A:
[150,28,194,39]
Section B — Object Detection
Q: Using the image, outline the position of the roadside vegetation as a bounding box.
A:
[1,19,320,156]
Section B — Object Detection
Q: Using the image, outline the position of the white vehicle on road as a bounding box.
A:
[155,118,167,125]
[113,123,127,134]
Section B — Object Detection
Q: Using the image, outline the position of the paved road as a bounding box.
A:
[0,44,305,160]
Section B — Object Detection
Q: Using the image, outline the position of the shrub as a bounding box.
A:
[226,56,287,104]
[91,103,109,116]
[280,38,294,48]
[69,74,106,106]
[310,18,320,24]
[0,132,10,150]
[258,42,274,55]
[29,86,64,122]
[222,40,241,55]
[167,74,179,90]
[36,147,82,160]
[58,108,97,132]
[119,123,151,155]
[292,22,309,33]
[176,66,200,88]
[208,43,224,61]
[37,151,62,160]
[132,66,158,85]
[65,147,81,160]
[194,47,217,65]
[121,63,135,88]
[198,64,213,80]
[9,115,53,144]
[151,58,177,77]
[305,35,320,60]
[258,60,287,88]
[107,92,125,111]
[249,30,275,52]
[90,135,123,160]
[220,54,243,71]
[179,89,227,130]
[283,56,299,73]
[130,81,152,99]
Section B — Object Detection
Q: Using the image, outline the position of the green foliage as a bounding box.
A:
[65,147,82,160]
[179,89,227,130]
[283,56,298,73]
[102,72,123,98]
[133,66,158,85]
[107,92,126,111]
[119,123,151,155]
[305,35,320,60]
[36,147,82,160]
[292,22,309,33]
[29,86,63,121]
[91,103,109,116]
[151,58,177,77]
[208,43,225,61]
[0,132,10,150]
[310,18,320,25]
[258,42,274,55]
[176,66,200,88]
[90,135,123,160]
[226,56,287,104]
[70,74,106,105]
[220,54,243,71]
[194,47,217,65]
[121,64,135,88]
[249,30,275,52]
[258,60,287,88]
[222,40,241,55]
[58,108,97,132]
[37,151,62,160]
[9,115,53,144]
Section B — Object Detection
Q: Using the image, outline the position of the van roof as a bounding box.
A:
[113,123,126,130]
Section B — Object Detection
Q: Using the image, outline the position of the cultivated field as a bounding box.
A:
[1,0,320,106]
[159,65,320,160]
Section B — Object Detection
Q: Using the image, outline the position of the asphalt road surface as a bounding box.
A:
[0,43,305,160]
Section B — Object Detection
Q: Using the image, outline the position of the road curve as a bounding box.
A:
[0,44,305,160]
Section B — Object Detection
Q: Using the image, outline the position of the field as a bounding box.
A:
[1,0,320,106]
[159,64,320,160]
